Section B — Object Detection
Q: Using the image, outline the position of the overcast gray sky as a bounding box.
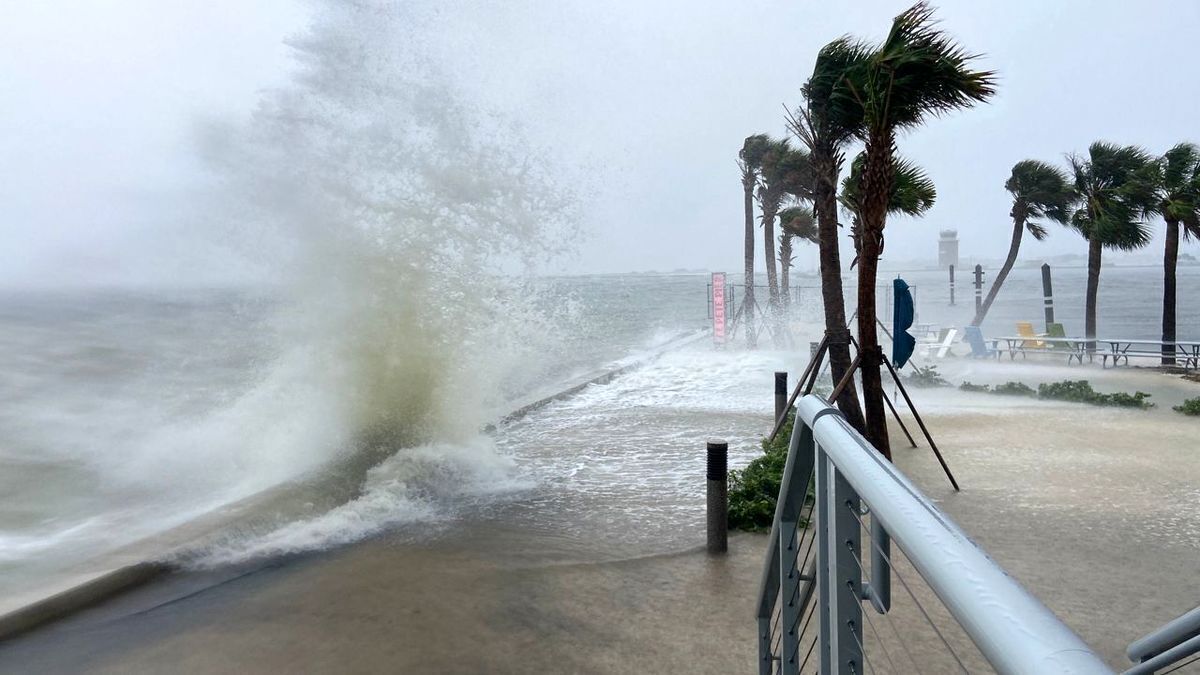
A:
[2,0,1198,284]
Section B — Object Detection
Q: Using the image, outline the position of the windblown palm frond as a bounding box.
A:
[841,153,936,218]
[851,2,998,135]
[1005,160,1075,241]
[779,206,818,244]
[802,37,874,150]
[1147,142,1200,239]
[1068,141,1156,251]
[738,134,772,173]
[759,143,815,209]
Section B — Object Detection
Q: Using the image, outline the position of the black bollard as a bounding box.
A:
[707,439,728,553]
[774,371,788,424]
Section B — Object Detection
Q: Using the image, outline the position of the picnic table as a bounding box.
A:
[1100,338,1200,369]
[995,335,1090,365]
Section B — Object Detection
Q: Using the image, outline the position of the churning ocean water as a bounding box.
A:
[3,264,1195,602]
[0,275,709,600]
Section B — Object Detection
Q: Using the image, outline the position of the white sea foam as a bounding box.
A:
[195,437,532,565]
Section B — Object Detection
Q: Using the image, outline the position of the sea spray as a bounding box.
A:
[189,0,576,558]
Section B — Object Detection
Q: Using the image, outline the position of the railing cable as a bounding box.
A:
[842,582,882,675]
[798,635,818,674]
[844,545,904,675]
[846,501,970,674]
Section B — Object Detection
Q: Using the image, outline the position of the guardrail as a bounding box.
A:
[755,394,1113,674]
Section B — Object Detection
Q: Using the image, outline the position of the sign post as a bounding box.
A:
[711,272,727,346]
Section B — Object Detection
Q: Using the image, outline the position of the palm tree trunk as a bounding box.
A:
[742,174,757,348]
[762,202,780,306]
[1162,219,1179,365]
[1084,236,1102,353]
[971,215,1024,327]
[813,150,865,434]
[855,131,894,461]
[779,235,792,312]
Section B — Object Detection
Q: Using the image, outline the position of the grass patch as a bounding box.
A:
[1036,380,1153,408]
[728,412,809,532]
[1173,397,1200,416]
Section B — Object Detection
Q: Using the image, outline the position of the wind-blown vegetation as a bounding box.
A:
[1067,142,1157,349]
[1037,380,1153,408]
[1174,398,1200,416]
[973,160,1073,327]
[1145,144,1200,365]
[825,3,996,461]
[959,379,1152,407]
[728,412,797,532]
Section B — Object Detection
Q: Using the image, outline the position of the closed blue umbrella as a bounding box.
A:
[893,278,916,368]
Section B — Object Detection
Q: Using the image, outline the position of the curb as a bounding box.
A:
[0,562,171,641]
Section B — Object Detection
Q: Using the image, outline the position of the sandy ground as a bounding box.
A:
[2,354,1199,673]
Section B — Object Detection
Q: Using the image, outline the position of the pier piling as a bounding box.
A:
[706,439,728,554]
[1041,263,1055,331]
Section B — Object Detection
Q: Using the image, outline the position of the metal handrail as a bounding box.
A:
[756,394,1113,674]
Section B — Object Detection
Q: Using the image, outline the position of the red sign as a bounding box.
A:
[712,272,726,344]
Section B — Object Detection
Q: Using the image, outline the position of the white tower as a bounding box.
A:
[938,229,959,268]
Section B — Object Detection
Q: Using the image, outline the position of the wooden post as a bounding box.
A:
[1041,263,1055,332]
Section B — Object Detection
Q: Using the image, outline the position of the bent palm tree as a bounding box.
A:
[972,160,1074,328]
[774,150,816,313]
[788,38,872,434]
[841,2,995,459]
[779,206,817,303]
[738,134,771,347]
[1145,143,1200,364]
[756,139,799,309]
[1067,142,1155,352]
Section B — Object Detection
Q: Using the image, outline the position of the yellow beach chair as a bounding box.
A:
[1016,321,1045,349]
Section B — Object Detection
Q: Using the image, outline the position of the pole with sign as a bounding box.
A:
[711,272,726,346]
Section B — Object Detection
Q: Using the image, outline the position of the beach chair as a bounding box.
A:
[935,328,958,358]
[1016,321,1045,349]
[963,326,999,359]
[1045,322,1085,364]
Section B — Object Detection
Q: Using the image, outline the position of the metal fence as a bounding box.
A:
[756,395,1114,674]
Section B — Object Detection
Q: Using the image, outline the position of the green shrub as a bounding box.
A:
[906,365,949,388]
[1173,397,1200,416]
[959,381,990,393]
[992,381,1037,397]
[1037,380,1153,408]
[728,412,810,532]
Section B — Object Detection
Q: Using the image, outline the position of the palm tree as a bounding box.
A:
[779,206,817,304]
[839,2,995,459]
[1145,143,1200,364]
[840,152,937,267]
[971,160,1074,327]
[788,38,872,434]
[1067,142,1156,352]
[739,134,771,347]
[773,150,816,313]
[756,139,798,310]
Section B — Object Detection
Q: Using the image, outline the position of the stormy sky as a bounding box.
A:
[2,0,1197,284]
